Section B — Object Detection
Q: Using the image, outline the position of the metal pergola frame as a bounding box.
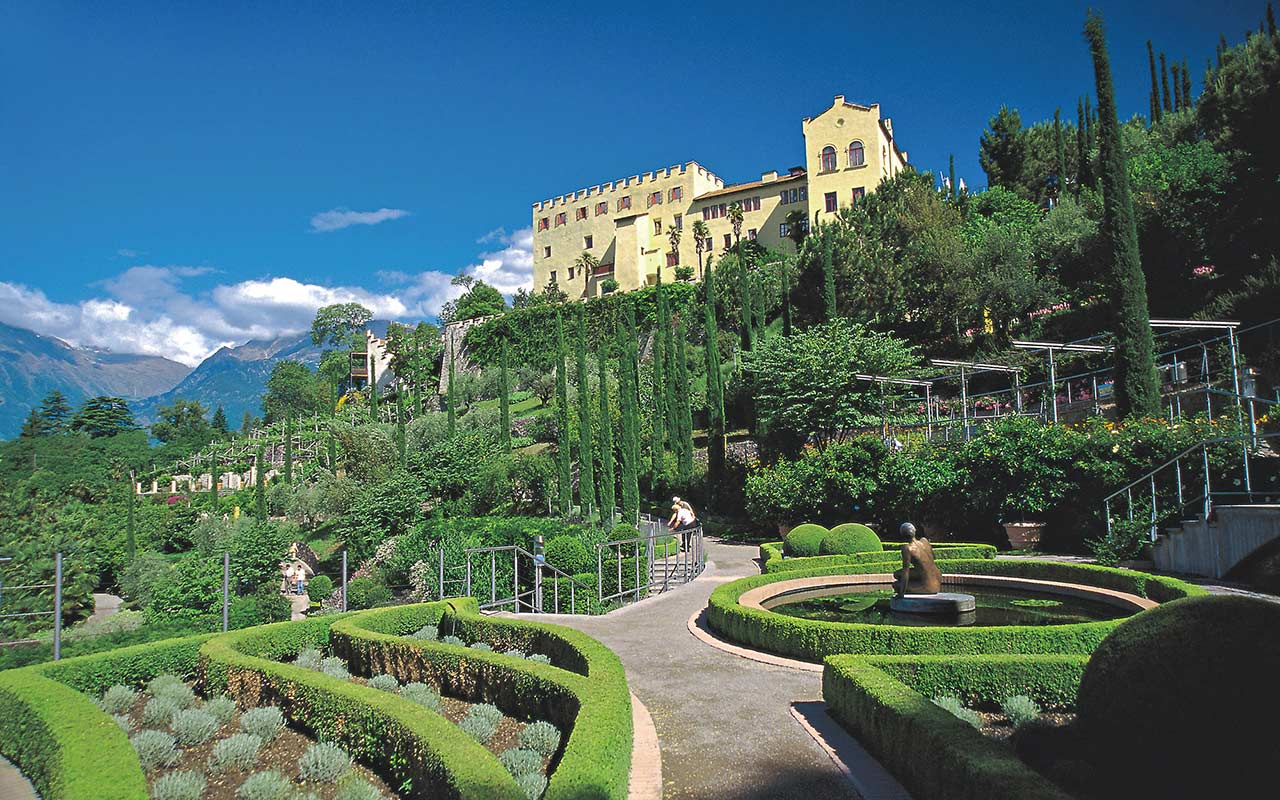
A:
[1011,340,1112,423]
[928,359,1023,432]
[854,374,934,438]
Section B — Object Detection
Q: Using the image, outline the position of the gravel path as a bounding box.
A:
[524,541,859,800]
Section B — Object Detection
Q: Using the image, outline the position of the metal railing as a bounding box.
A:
[463,545,595,614]
[1102,430,1280,542]
[596,515,705,607]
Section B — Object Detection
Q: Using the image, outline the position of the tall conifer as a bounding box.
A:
[284,416,294,483]
[1180,57,1192,108]
[395,393,406,466]
[554,310,572,515]
[1053,108,1066,190]
[650,275,666,490]
[446,342,457,436]
[1147,41,1162,123]
[675,318,694,483]
[1076,98,1089,190]
[255,445,267,521]
[369,360,378,421]
[596,351,616,518]
[1085,10,1161,417]
[703,258,726,506]
[617,303,640,522]
[780,258,793,336]
[499,337,512,450]
[822,230,837,321]
[126,478,137,559]
[575,308,595,515]
[948,154,956,200]
[1159,52,1172,112]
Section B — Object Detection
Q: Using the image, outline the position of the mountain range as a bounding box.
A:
[0,321,392,439]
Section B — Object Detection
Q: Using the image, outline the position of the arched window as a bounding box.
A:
[820,145,837,172]
[848,140,865,167]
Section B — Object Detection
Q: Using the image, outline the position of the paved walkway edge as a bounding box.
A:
[686,607,823,673]
[790,701,914,800]
[627,691,662,800]
[0,755,38,800]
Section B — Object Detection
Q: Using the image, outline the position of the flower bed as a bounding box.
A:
[707,559,1205,662]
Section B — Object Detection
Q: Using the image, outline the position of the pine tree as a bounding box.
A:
[255,445,267,521]
[395,393,406,466]
[284,417,294,483]
[575,308,595,515]
[617,302,640,523]
[38,390,73,433]
[499,337,512,451]
[780,257,793,336]
[1085,10,1161,417]
[1180,57,1192,109]
[675,318,694,483]
[211,405,229,435]
[1147,41,1162,123]
[650,285,666,492]
[1160,52,1172,112]
[446,342,457,437]
[126,478,137,559]
[822,229,837,321]
[554,310,573,515]
[596,351,616,518]
[369,359,378,421]
[703,257,727,507]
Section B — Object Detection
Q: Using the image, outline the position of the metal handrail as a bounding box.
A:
[464,544,594,614]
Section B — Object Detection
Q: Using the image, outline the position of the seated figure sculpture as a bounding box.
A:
[892,522,942,596]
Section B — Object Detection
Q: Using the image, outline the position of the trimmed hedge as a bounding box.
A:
[819,523,882,555]
[782,524,827,557]
[823,655,1076,800]
[758,541,997,574]
[330,598,632,800]
[200,612,523,800]
[708,559,1205,661]
[862,654,1087,710]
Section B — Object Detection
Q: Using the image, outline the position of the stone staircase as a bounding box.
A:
[1154,505,1280,578]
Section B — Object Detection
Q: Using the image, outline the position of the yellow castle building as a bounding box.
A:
[531,95,908,299]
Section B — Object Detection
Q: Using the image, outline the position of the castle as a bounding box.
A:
[531,95,908,298]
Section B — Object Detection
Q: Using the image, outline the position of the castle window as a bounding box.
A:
[748,228,757,240]
[799,187,808,201]
[649,191,662,207]
[825,192,837,213]
[723,233,732,249]
[852,187,866,204]
[821,145,837,172]
[596,201,608,216]
[555,212,567,227]
[669,186,683,202]
[667,252,679,267]
[674,213,683,230]
[544,246,552,258]
[848,141,865,167]
[780,222,789,237]
[618,196,632,211]
[538,217,549,231]
[584,235,593,249]
[654,218,663,235]
[576,207,588,220]
[568,266,575,280]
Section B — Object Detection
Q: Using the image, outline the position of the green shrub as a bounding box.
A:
[544,536,592,574]
[819,523,882,555]
[204,694,237,726]
[141,697,181,727]
[150,770,205,800]
[503,648,527,659]
[228,586,292,630]
[499,747,543,777]
[209,733,263,773]
[131,729,179,771]
[783,523,828,557]
[298,741,352,781]
[516,772,548,800]
[367,673,399,692]
[171,708,219,746]
[526,653,551,665]
[932,696,981,729]
[307,575,334,600]
[1000,695,1040,728]
[409,624,438,640]
[236,770,294,800]
[146,675,186,696]
[1075,595,1280,797]
[97,684,137,714]
[345,577,392,610]
[294,647,323,670]
[440,634,465,646]
[113,713,132,731]
[239,706,285,741]
[153,681,197,709]
[320,656,351,679]
[518,720,561,758]
[398,682,442,712]
[461,705,501,743]
[469,642,493,652]
[334,777,382,800]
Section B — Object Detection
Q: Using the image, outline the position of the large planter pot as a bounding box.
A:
[1003,521,1046,550]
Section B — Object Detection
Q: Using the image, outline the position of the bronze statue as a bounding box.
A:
[892,522,941,596]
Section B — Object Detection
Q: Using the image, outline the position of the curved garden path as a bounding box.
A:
[525,540,867,800]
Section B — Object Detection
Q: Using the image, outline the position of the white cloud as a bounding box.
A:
[309,207,410,233]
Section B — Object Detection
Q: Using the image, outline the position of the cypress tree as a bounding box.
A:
[780,257,793,336]
[1147,41,1162,123]
[554,310,572,515]
[446,342,457,437]
[1180,57,1192,109]
[658,275,678,446]
[255,445,267,521]
[1159,52,1172,112]
[675,318,694,483]
[284,417,294,483]
[126,478,137,559]
[369,359,378,421]
[575,308,595,515]
[1053,108,1066,189]
[650,275,667,490]
[395,393,406,466]
[499,337,512,451]
[617,303,640,523]
[948,153,956,200]
[596,351,616,518]
[1085,95,1095,152]
[328,430,337,472]
[1170,62,1182,111]
[1076,97,1089,190]
[207,473,218,515]
[821,229,837,321]
[754,273,767,341]
[703,257,727,507]
[1269,3,1276,37]
[1085,10,1161,417]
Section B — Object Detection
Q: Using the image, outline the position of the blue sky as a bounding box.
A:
[0,0,1263,365]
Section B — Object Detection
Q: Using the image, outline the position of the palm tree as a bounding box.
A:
[574,250,600,298]
[784,209,808,252]
[692,219,709,280]
[727,203,751,351]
